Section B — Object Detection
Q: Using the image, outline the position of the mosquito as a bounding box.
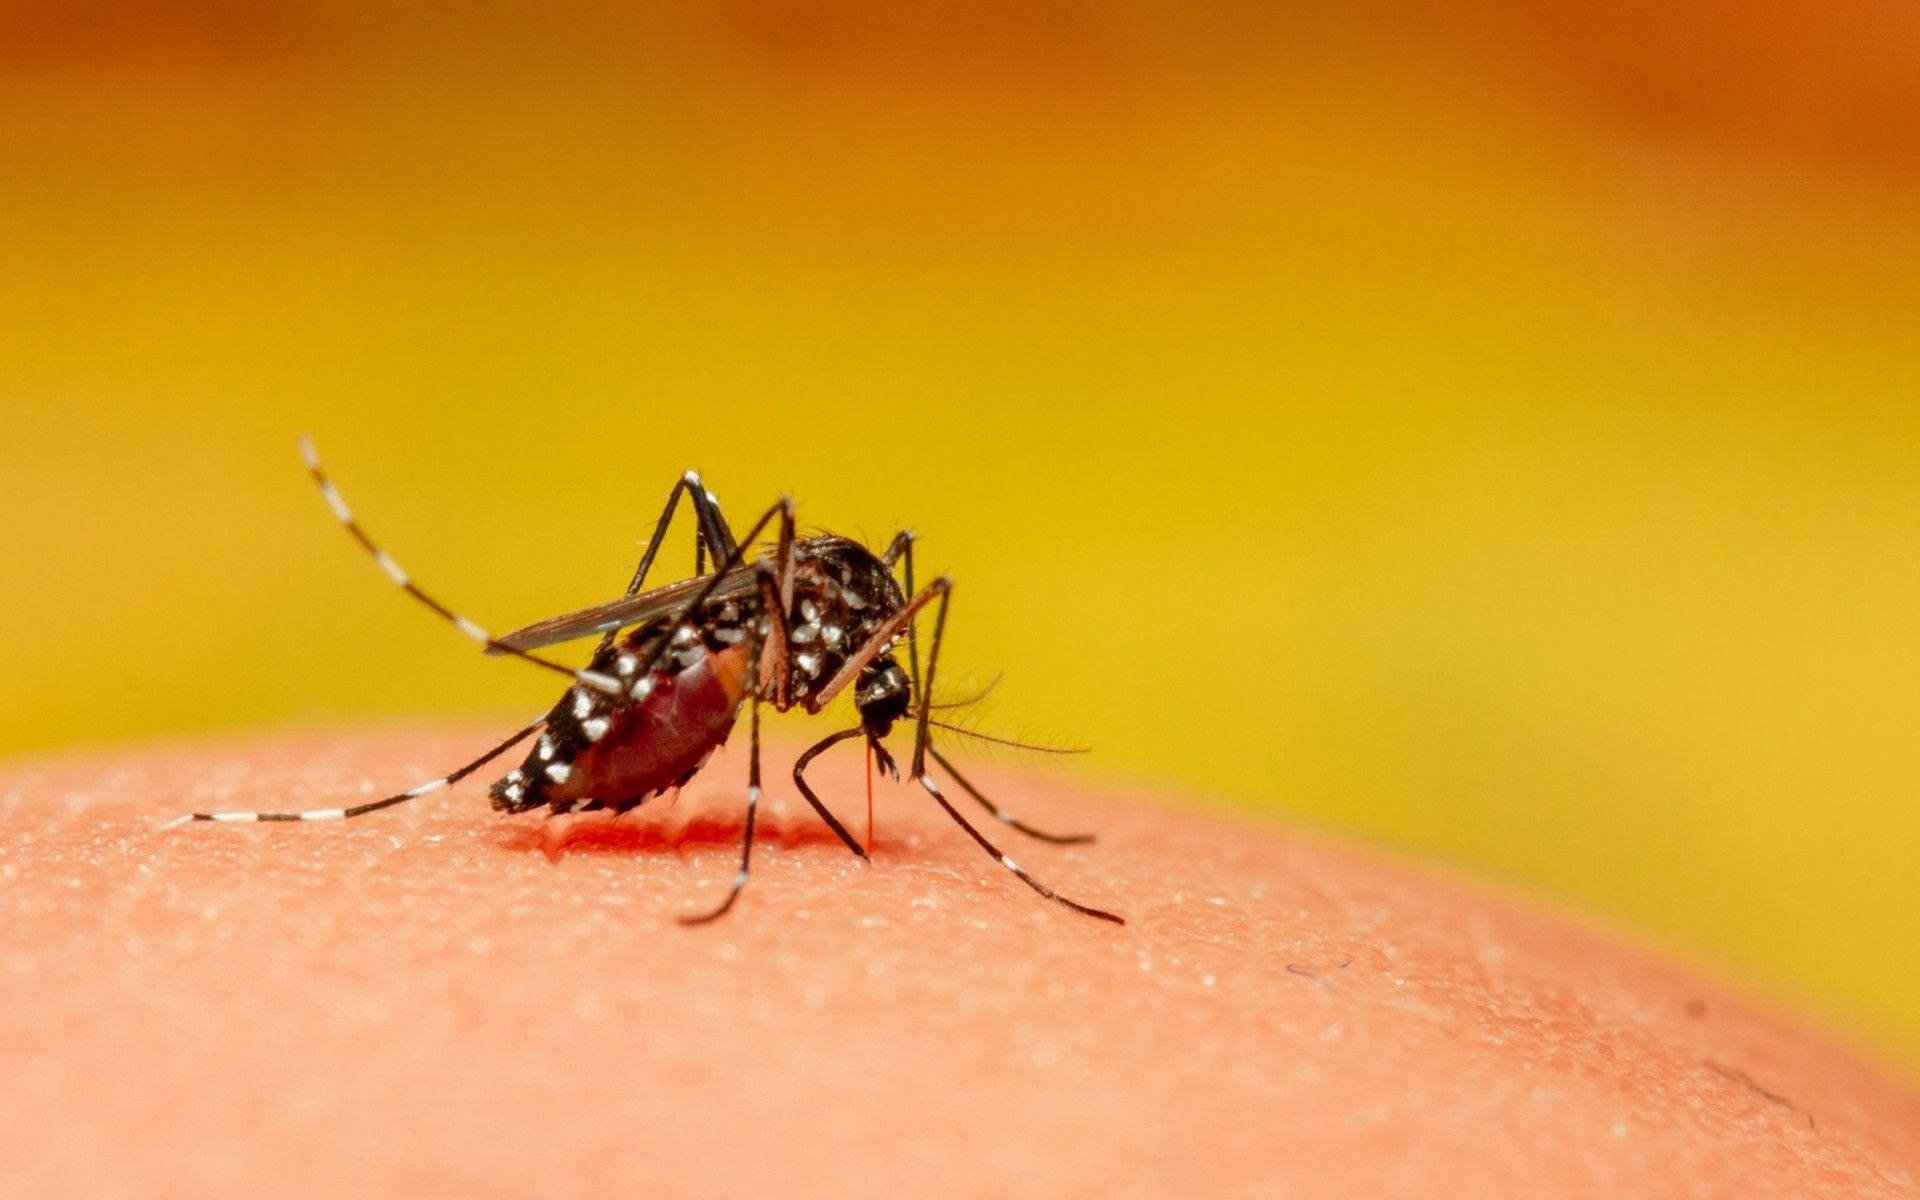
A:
[163,438,1123,925]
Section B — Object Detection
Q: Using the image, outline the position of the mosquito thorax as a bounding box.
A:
[779,536,906,705]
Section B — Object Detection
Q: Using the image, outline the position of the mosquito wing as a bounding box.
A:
[488,569,763,653]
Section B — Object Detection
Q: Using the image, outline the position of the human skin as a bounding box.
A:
[2,727,1917,1199]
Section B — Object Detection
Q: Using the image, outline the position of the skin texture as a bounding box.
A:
[2,727,1918,1199]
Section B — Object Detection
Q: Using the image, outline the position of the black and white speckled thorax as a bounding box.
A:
[488,535,908,816]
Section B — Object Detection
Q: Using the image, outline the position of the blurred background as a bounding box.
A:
[4,2,1919,1074]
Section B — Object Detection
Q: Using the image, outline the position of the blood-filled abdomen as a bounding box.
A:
[552,644,749,809]
[491,642,750,815]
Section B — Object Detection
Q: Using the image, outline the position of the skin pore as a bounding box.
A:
[3,726,1917,1198]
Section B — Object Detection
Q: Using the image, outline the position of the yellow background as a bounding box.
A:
[5,5,1920,1072]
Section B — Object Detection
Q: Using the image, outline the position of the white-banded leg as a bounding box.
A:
[879,529,914,569]
[789,565,951,781]
[927,746,1094,846]
[795,569,956,844]
[680,623,769,925]
[620,496,797,688]
[887,579,1115,919]
[158,720,543,829]
[682,470,739,574]
[298,437,626,699]
[914,772,1123,924]
[904,577,953,781]
[790,727,873,860]
[485,495,798,681]
[806,575,952,717]
[592,470,738,661]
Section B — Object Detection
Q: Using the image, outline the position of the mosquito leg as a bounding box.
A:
[801,555,949,775]
[487,497,795,706]
[792,727,871,859]
[681,686,763,925]
[906,580,953,780]
[595,477,685,660]
[298,437,627,698]
[807,576,951,714]
[915,773,1123,923]
[907,590,1102,848]
[879,530,921,699]
[752,567,795,711]
[678,584,798,922]
[592,470,738,659]
[159,720,543,829]
[623,497,796,689]
[484,477,745,659]
[682,470,737,578]
[817,567,1100,845]
[927,746,1094,846]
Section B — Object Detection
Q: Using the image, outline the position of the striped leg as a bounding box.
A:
[879,529,920,688]
[591,469,738,661]
[679,688,764,925]
[619,495,797,691]
[914,772,1123,924]
[888,579,1114,918]
[680,470,739,575]
[805,576,952,717]
[679,577,780,924]
[158,720,543,829]
[298,436,624,698]
[485,495,800,692]
[928,747,1094,846]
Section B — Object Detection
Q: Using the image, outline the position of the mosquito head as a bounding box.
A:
[854,657,912,738]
